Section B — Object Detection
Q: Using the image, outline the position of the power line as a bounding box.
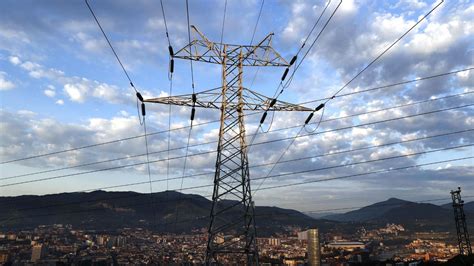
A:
[279,0,337,97]
[256,89,472,180]
[256,156,472,192]
[255,103,472,148]
[254,99,472,190]
[297,67,473,105]
[84,0,149,127]
[2,128,469,208]
[244,1,338,194]
[3,128,468,211]
[185,0,195,92]
[249,0,264,45]
[166,77,173,193]
[279,0,339,95]
[219,0,228,47]
[84,0,136,91]
[158,0,176,201]
[2,103,471,186]
[261,128,472,169]
[2,156,471,223]
[296,0,444,156]
[142,114,159,229]
[3,93,471,183]
[0,118,222,165]
[174,123,194,229]
[254,125,305,191]
[2,134,470,195]
[3,146,471,214]
[84,0,155,225]
[2,68,467,166]
[254,143,473,191]
[3,144,473,216]
[160,0,171,47]
[174,0,199,231]
[325,0,444,104]
[248,0,339,145]
[246,0,265,91]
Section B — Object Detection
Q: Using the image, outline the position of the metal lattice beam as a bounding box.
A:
[173,25,288,67]
[144,87,313,112]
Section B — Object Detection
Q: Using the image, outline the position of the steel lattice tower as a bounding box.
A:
[145,26,312,265]
[450,187,472,255]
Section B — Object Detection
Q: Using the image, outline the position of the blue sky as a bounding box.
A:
[0,0,473,212]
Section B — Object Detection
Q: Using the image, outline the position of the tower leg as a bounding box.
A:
[205,46,259,265]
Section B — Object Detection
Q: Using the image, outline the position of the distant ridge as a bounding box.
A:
[0,190,333,236]
[323,197,474,231]
[2,192,472,234]
[323,198,411,222]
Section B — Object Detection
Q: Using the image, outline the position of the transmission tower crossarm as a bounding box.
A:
[173,26,289,67]
[144,87,313,112]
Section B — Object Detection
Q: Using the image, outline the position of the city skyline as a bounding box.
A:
[0,0,473,214]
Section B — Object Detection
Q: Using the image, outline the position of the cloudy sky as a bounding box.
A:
[0,0,473,213]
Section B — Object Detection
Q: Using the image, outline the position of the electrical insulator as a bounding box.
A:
[305,113,314,124]
[169,59,174,73]
[289,55,297,66]
[190,108,195,121]
[136,92,144,102]
[260,112,268,124]
[315,103,324,111]
[281,68,289,81]
[141,103,146,116]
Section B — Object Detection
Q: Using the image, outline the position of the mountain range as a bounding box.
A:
[0,190,335,236]
[321,198,474,231]
[1,191,472,234]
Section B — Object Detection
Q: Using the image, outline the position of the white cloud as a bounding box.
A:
[72,32,106,53]
[394,0,428,9]
[405,19,472,54]
[92,83,121,103]
[281,1,311,43]
[11,58,129,104]
[20,61,40,71]
[8,56,21,65]
[0,72,15,91]
[339,0,357,15]
[1,0,473,207]
[44,84,57,98]
[146,18,165,30]
[0,26,31,44]
[44,89,56,98]
[63,83,88,103]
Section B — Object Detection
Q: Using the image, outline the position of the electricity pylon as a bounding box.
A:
[145,26,312,265]
[450,187,472,255]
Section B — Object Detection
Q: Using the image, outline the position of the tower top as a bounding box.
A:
[173,25,289,67]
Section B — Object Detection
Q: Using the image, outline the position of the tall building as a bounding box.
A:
[307,229,320,266]
[31,244,47,262]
